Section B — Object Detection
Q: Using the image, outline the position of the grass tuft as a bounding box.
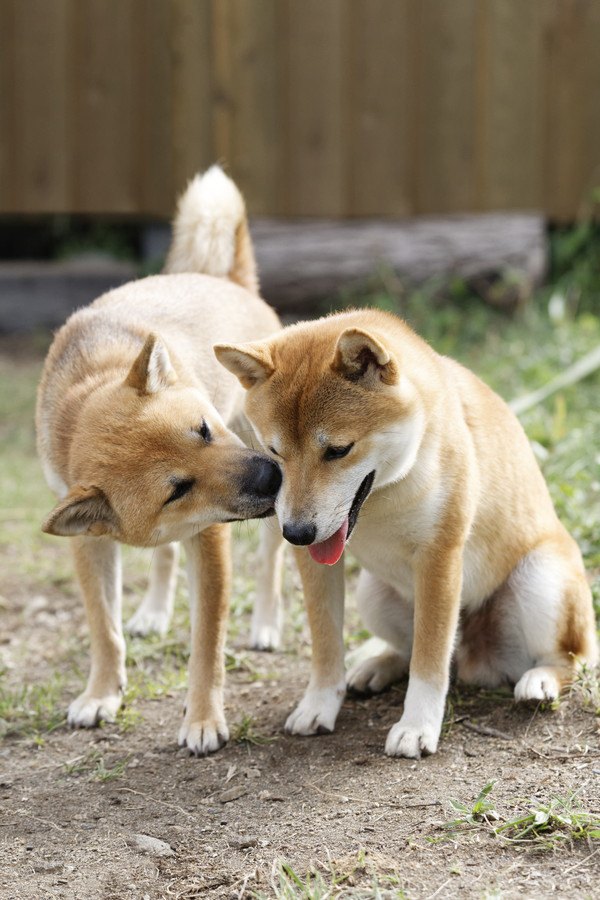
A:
[64,747,130,782]
[443,782,600,849]
[231,714,276,746]
[0,671,66,740]
[496,793,600,846]
[446,780,499,830]
[252,852,408,900]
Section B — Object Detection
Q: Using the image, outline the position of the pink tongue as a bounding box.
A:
[308,518,349,566]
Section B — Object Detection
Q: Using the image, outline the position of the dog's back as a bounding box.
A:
[37,167,279,490]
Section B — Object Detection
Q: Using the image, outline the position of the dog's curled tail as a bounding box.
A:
[164,165,259,294]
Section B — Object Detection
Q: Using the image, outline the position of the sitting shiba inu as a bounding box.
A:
[37,167,284,755]
[215,310,598,758]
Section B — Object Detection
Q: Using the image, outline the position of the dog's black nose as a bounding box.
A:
[248,457,282,498]
[282,522,317,545]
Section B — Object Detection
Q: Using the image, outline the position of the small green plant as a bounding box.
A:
[231,714,276,746]
[0,673,66,740]
[445,780,499,831]
[570,663,600,715]
[443,782,600,849]
[252,854,408,899]
[496,793,600,846]
[263,860,336,900]
[93,754,130,782]
[64,748,129,782]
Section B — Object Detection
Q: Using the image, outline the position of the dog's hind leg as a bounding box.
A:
[126,542,180,638]
[179,524,231,755]
[68,536,126,727]
[250,523,285,651]
[347,571,411,694]
[506,540,598,703]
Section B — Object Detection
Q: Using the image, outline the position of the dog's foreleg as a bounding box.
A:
[385,545,463,759]
[68,536,126,727]
[179,524,231,755]
[250,523,285,651]
[285,549,346,736]
[126,542,179,637]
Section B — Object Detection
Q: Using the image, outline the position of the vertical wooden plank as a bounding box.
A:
[580,1,600,217]
[345,0,412,216]
[211,0,234,173]
[414,0,478,214]
[0,0,16,212]
[286,0,345,216]
[134,0,174,215]
[70,0,136,213]
[170,0,213,195]
[478,0,544,210]
[544,0,600,220]
[9,0,69,213]
[225,0,285,215]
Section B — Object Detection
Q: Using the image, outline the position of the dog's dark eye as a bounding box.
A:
[165,478,195,505]
[323,443,354,461]
[198,420,211,442]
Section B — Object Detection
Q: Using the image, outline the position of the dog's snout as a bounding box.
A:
[282,522,317,546]
[244,456,282,498]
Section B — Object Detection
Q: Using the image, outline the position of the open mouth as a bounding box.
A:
[308,470,375,566]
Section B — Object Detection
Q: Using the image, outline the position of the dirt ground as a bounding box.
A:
[1,344,599,899]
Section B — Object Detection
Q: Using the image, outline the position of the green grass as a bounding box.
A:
[445,780,500,831]
[231,713,276,746]
[570,663,600,715]
[0,670,66,740]
[63,747,130,782]
[252,853,408,900]
[442,781,600,849]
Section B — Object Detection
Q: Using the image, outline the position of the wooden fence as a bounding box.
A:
[1,0,599,220]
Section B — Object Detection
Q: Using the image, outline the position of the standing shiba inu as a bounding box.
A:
[215,309,598,758]
[37,167,283,755]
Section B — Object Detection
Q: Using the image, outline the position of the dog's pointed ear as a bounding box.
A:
[214,342,274,389]
[42,485,119,537]
[126,333,177,394]
[332,328,399,386]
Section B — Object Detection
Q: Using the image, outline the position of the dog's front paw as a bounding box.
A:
[250,621,281,652]
[126,605,171,638]
[385,718,439,759]
[514,667,560,703]
[68,691,123,728]
[178,716,229,757]
[285,686,344,736]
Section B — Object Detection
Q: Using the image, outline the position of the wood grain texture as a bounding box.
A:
[251,214,547,309]
[69,0,137,213]
[0,0,598,218]
[224,0,285,215]
[170,0,213,194]
[286,0,345,216]
[414,0,479,214]
[11,0,69,212]
[345,0,412,216]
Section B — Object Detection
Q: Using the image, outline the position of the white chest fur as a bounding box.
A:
[348,480,501,611]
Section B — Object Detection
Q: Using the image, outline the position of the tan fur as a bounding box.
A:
[37,167,283,754]
[216,308,598,758]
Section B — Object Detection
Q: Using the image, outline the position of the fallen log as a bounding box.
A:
[0,214,547,332]
[252,214,547,311]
